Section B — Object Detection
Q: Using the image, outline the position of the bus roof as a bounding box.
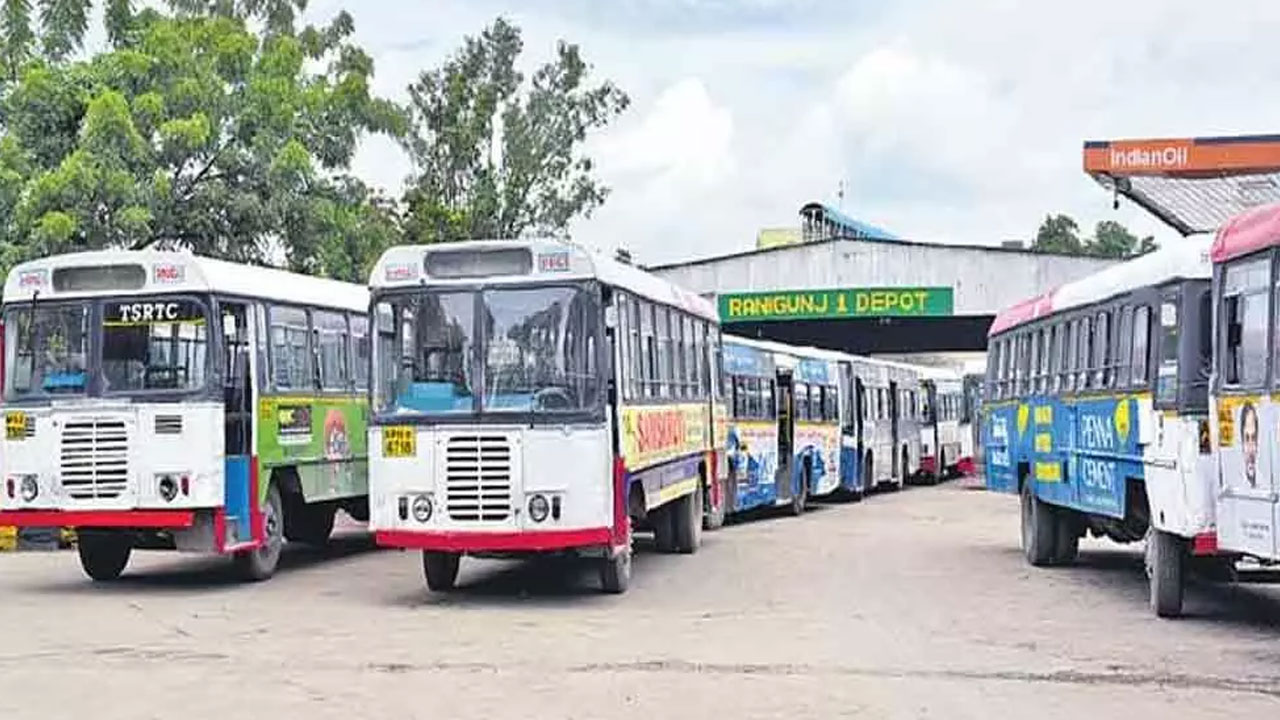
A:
[3,250,368,311]
[988,237,1212,337]
[1209,202,1280,264]
[370,240,717,323]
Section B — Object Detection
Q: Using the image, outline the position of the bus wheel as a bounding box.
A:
[600,545,632,594]
[285,501,336,546]
[863,456,874,494]
[1146,529,1185,618]
[1053,510,1080,566]
[789,468,809,516]
[234,483,284,582]
[652,504,676,553]
[673,485,703,554]
[77,531,132,582]
[703,478,727,531]
[1019,481,1056,567]
[422,551,461,591]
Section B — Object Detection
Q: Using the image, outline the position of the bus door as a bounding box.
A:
[775,369,796,503]
[855,376,867,473]
[220,301,256,548]
[889,380,900,480]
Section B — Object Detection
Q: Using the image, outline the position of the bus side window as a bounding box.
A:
[1132,306,1151,386]
[269,305,310,390]
[1093,310,1110,389]
[1117,306,1134,387]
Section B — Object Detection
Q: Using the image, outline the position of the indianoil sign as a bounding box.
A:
[718,287,954,323]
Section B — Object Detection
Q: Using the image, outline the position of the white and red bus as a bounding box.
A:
[367,241,727,594]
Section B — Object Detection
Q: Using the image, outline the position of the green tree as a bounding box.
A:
[1089,219,1156,258]
[1031,214,1157,258]
[402,17,629,244]
[0,9,405,281]
[1031,214,1084,255]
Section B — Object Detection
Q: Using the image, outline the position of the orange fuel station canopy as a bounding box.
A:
[1083,134,1280,235]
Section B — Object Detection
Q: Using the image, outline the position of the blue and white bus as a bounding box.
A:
[721,337,842,516]
[983,237,1216,617]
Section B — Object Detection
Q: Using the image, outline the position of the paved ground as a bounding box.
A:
[2,483,1279,719]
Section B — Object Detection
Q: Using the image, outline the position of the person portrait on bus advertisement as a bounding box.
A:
[1240,401,1259,489]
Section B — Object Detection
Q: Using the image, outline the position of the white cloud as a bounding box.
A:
[334,0,1280,262]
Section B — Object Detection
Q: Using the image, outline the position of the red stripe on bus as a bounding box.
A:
[0,510,195,528]
[611,455,630,548]
[250,456,263,544]
[376,528,612,552]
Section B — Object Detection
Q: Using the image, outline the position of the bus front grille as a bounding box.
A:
[60,419,129,500]
[444,435,513,522]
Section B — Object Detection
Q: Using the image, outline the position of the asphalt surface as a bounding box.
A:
[2,482,1279,719]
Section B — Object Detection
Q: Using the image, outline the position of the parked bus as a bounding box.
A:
[882,360,925,487]
[722,337,787,514]
[847,355,896,491]
[720,337,843,516]
[0,250,371,581]
[366,241,727,594]
[920,368,972,481]
[983,237,1215,616]
[962,372,985,472]
[1209,203,1280,574]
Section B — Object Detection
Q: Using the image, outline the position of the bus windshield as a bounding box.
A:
[100,297,210,393]
[374,283,603,418]
[4,302,92,399]
[2,296,211,402]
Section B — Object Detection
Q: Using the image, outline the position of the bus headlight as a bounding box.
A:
[17,475,39,503]
[528,494,550,523]
[157,475,178,502]
[411,494,433,523]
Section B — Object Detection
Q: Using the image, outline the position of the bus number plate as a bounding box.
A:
[383,426,416,458]
[5,411,26,440]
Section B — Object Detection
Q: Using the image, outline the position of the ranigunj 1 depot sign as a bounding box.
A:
[718,287,954,322]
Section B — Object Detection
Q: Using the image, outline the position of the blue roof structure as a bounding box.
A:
[799,202,899,241]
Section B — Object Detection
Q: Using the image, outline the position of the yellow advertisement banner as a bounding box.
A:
[620,403,710,470]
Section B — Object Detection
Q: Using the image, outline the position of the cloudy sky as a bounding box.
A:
[307,0,1280,266]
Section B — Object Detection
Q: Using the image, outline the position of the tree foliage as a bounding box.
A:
[1031,214,1156,259]
[0,4,405,281]
[402,17,629,244]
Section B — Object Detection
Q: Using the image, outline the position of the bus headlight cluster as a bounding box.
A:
[411,494,433,523]
[154,473,191,502]
[528,494,550,523]
[17,475,38,503]
[526,493,562,523]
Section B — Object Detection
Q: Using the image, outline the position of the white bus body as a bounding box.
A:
[367,241,725,594]
[0,250,369,582]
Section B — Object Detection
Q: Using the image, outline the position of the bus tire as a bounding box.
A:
[285,501,336,546]
[77,531,131,582]
[863,455,874,494]
[1146,529,1185,618]
[422,551,461,591]
[1019,481,1056,567]
[600,546,632,593]
[789,466,809,516]
[673,485,703,554]
[1053,510,1080,566]
[234,483,284,582]
[652,504,676,553]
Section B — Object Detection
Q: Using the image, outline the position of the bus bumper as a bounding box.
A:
[376,527,612,553]
[0,510,196,529]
